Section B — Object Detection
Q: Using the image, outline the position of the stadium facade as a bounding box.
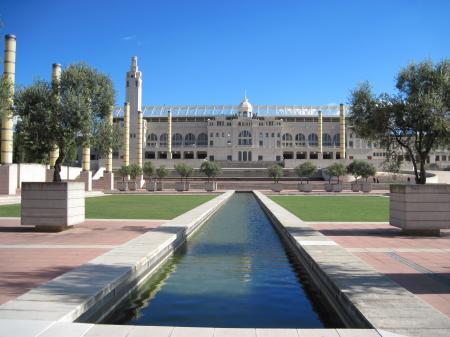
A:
[101,57,448,170]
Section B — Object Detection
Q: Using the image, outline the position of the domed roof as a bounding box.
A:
[238,94,253,113]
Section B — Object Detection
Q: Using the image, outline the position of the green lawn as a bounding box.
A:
[0,195,216,219]
[270,196,389,222]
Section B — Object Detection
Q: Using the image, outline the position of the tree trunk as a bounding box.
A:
[53,153,63,182]
[419,158,427,184]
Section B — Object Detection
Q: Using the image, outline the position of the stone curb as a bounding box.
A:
[0,191,234,326]
[253,191,450,337]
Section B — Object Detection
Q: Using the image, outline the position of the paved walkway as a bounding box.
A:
[0,218,166,305]
[308,222,450,318]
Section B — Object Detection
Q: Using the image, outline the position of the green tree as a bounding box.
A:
[346,160,364,182]
[326,163,347,183]
[349,60,450,184]
[129,163,143,180]
[143,161,155,181]
[359,161,377,182]
[294,162,316,184]
[118,165,130,182]
[174,163,194,183]
[268,164,283,183]
[14,62,115,182]
[199,161,222,182]
[156,165,168,182]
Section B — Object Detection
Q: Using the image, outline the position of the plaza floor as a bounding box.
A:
[0,218,166,305]
[309,222,450,318]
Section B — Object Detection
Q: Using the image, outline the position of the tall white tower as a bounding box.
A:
[125,56,142,163]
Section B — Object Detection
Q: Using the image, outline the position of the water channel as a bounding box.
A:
[107,193,341,328]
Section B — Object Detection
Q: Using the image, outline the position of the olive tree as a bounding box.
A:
[294,162,316,184]
[268,164,283,183]
[199,161,222,182]
[143,162,155,182]
[349,60,450,184]
[156,165,168,182]
[14,62,116,182]
[326,163,347,184]
[118,165,131,182]
[174,163,193,183]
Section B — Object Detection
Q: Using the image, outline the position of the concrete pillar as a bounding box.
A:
[136,110,143,167]
[80,170,92,191]
[1,34,16,165]
[104,108,114,191]
[339,104,346,159]
[123,102,130,166]
[49,63,61,167]
[318,110,323,154]
[167,110,172,159]
[82,146,90,171]
[0,35,17,195]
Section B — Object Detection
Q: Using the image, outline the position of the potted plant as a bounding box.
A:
[14,63,115,230]
[268,164,284,192]
[128,163,143,191]
[199,161,222,191]
[155,165,168,191]
[294,162,316,192]
[325,163,346,192]
[174,163,193,191]
[359,161,377,192]
[117,165,131,191]
[143,161,156,191]
[347,160,364,192]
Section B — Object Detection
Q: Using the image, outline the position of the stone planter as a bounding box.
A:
[128,181,137,191]
[351,183,360,192]
[298,183,312,192]
[333,184,343,192]
[117,181,128,191]
[271,183,283,192]
[390,184,450,236]
[21,182,85,231]
[156,182,163,191]
[324,184,333,192]
[205,181,217,192]
[146,181,157,191]
[185,182,191,191]
[361,182,372,193]
[175,181,185,192]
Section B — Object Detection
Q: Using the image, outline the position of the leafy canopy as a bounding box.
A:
[294,162,316,183]
[199,161,222,181]
[349,59,450,184]
[268,164,284,183]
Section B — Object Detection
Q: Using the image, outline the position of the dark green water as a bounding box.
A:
[108,193,340,328]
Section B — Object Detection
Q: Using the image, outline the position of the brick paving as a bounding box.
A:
[0,218,166,305]
[309,222,450,318]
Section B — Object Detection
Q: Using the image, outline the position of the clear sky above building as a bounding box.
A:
[1,0,449,106]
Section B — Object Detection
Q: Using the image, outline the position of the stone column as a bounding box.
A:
[167,109,172,159]
[80,146,92,191]
[0,35,18,195]
[339,104,346,159]
[123,102,130,166]
[318,110,323,158]
[48,63,61,182]
[136,110,144,187]
[104,109,114,191]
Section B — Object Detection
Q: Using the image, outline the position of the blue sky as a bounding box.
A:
[1,0,449,106]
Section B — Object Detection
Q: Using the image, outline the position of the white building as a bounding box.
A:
[104,57,449,170]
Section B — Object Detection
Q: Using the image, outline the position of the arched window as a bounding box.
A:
[323,133,332,147]
[197,133,208,146]
[147,133,157,147]
[333,134,340,147]
[295,133,306,147]
[282,133,293,147]
[184,133,196,146]
[172,133,182,147]
[308,133,318,147]
[238,130,252,146]
[159,133,168,147]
